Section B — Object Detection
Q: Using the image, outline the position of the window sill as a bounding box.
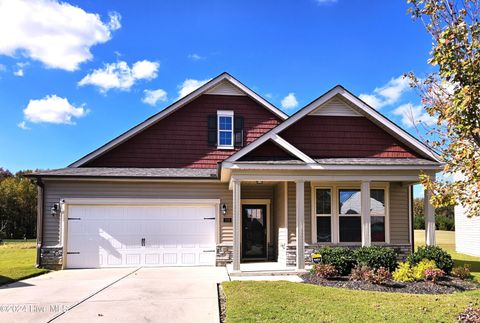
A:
[217,146,235,150]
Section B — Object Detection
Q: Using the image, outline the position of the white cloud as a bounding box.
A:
[393,103,436,128]
[0,64,6,72]
[142,89,168,106]
[177,78,211,99]
[23,95,87,125]
[78,60,159,92]
[13,62,29,77]
[281,93,299,109]
[0,0,121,71]
[359,76,411,109]
[17,121,30,130]
[187,53,204,61]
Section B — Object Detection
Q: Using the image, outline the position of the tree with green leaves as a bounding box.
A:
[407,0,480,216]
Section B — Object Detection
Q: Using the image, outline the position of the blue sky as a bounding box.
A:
[0,0,434,196]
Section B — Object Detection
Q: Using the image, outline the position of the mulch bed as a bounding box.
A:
[301,273,479,294]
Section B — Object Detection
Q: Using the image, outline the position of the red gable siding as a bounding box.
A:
[279,116,419,158]
[84,95,282,168]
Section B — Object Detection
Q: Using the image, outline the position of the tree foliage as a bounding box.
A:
[407,0,480,216]
[0,170,37,239]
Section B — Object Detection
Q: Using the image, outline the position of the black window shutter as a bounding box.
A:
[207,115,217,146]
[234,116,244,147]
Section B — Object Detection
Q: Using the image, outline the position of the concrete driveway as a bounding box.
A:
[0,267,229,323]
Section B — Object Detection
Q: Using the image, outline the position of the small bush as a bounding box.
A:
[424,268,445,283]
[407,246,454,273]
[436,215,455,231]
[350,265,391,285]
[452,265,472,280]
[350,265,372,281]
[392,262,415,282]
[317,247,356,276]
[353,246,398,272]
[412,259,437,280]
[313,264,338,279]
[414,215,425,230]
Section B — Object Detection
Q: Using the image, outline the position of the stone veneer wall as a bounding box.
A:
[40,246,63,269]
[286,244,412,267]
[216,245,233,266]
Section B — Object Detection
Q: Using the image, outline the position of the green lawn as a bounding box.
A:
[223,230,480,322]
[223,281,480,322]
[0,240,48,285]
[414,230,480,281]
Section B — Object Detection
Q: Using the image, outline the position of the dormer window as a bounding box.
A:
[217,111,234,149]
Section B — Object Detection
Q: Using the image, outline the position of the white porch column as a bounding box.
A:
[424,188,436,246]
[295,180,305,270]
[232,179,241,271]
[361,181,371,247]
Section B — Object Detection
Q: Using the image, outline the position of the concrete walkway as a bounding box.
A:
[0,267,229,323]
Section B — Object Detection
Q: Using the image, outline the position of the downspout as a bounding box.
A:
[35,178,44,268]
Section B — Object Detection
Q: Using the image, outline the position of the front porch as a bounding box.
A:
[226,171,437,273]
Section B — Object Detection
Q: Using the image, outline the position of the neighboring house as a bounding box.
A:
[455,202,480,257]
[29,72,442,271]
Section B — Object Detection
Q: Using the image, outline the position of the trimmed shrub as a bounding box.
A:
[313,264,338,279]
[353,246,398,272]
[424,268,445,283]
[414,215,425,230]
[317,247,356,276]
[407,246,454,274]
[369,267,392,285]
[452,265,472,280]
[412,259,437,280]
[436,215,455,231]
[392,262,415,282]
[349,265,391,285]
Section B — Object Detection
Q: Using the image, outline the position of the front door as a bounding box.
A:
[242,204,267,260]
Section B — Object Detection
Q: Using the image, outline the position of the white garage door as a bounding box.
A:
[66,203,217,268]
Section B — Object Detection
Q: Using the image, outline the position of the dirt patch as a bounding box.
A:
[301,273,479,294]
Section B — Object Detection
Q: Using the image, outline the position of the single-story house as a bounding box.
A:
[30,72,442,271]
[455,201,480,257]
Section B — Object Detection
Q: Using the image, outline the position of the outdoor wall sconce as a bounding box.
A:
[221,203,227,216]
[51,203,59,216]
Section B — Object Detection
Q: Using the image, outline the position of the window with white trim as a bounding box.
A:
[217,111,234,148]
[315,188,332,242]
[313,185,388,244]
[339,189,362,242]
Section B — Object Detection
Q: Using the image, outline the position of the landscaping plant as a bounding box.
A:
[424,268,445,283]
[407,246,454,273]
[349,265,372,281]
[457,307,480,323]
[317,247,356,276]
[412,259,437,280]
[313,264,338,279]
[392,262,415,282]
[452,265,472,280]
[353,246,398,272]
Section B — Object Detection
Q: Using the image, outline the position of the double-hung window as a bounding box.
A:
[315,188,332,242]
[217,111,234,148]
[338,189,362,242]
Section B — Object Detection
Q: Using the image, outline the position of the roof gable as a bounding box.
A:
[70,72,287,168]
[227,86,441,163]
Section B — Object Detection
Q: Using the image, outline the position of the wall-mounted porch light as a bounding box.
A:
[51,203,59,216]
[221,203,227,216]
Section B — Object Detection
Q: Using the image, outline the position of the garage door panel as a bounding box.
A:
[66,203,216,268]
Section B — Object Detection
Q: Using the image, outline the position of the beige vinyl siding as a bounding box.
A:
[455,203,480,256]
[42,180,233,246]
[287,181,311,244]
[241,184,274,200]
[389,182,410,244]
